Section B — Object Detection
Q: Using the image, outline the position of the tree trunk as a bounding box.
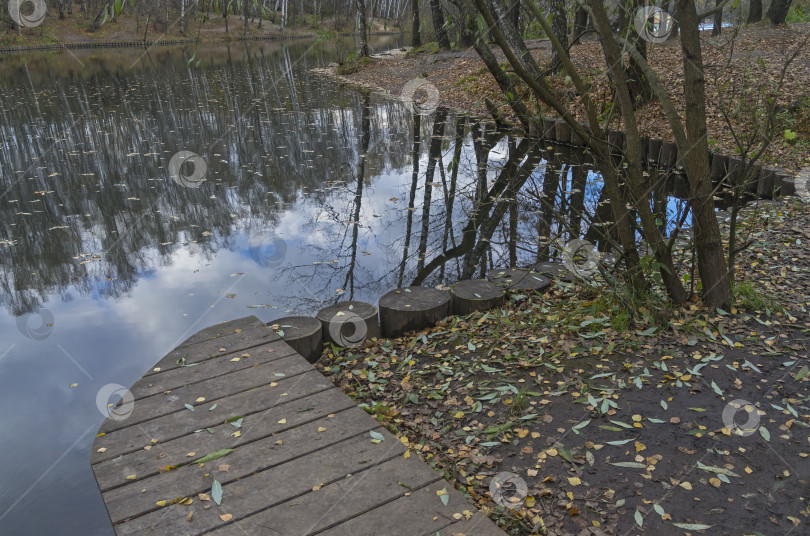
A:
[712,0,722,35]
[412,0,421,46]
[357,0,369,56]
[573,5,588,39]
[626,2,652,106]
[509,0,519,31]
[767,0,793,24]
[430,0,451,49]
[58,0,66,19]
[747,0,762,23]
[676,0,732,308]
[549,0,567,73]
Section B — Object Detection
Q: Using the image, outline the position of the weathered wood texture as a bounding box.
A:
[91,315,504,536]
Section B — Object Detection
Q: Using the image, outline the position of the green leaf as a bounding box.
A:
[759,426,770,442]
[795,365,809,381]
[711,380,723,397]
[211,478,223,505]
[467,341,476,351]
[369,430,385,442]
[660,400,668,410]
[184,404,195,411]
[672,523,713,530]
[230,418,243,428]
[634,508,643,527]
[653,504,665,516]
[571,419,591,434]
[209,403,217,411]
[439,488,450,506]
[606,439,634,446]
[194,448,234,464]
[609,461,647,468]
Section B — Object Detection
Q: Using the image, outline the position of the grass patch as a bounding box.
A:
[337,55,373,75]
[734,280,783,313]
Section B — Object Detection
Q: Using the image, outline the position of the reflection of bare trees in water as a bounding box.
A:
[0,42,410,316]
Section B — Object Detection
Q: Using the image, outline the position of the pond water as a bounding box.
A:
[0,35,692,534]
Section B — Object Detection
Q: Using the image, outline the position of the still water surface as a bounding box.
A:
[0,35,686,534]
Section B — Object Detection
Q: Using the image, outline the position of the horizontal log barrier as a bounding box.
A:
[537,116,799,201]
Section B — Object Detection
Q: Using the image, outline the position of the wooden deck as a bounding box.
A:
[91,315,506,536]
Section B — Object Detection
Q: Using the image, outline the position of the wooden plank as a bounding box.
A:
[128,340,297,400]
[319,480,492,536]
[91,369,332,464]
[92,387,356,491]
[435,512,506,536]
[99,353,312,434]
[206,455,442,536]
[144,325,280,377]
[175,316,266,349]
[114,427,406,536]
[103,406,377,524]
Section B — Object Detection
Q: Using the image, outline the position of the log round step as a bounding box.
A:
[533,261,575,282]
[316,301,380,348]
[487,268,551,292]
[268,316,323,364]
[378,286,451,338]
[450,279,506,316]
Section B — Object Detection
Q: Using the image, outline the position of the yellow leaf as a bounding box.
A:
[525,496,536,507]
[156,500,167,507]
[567,476,581,486]
[199,493,211,501]
[454,411,464,419]
[317,427,327,432]
[634,441,646,453]
[679,481,692,490]
[403,450,411,459]
[745,466,753,474]
[631,414,642,422]
[219,514,233,522]
[69,383,78,388]
[195,397,206,403]
[230,357,241,362]
[517,428,529,438]
[709,477,721,488]
[125,474,137,480]
[278,418,287,424]
[186,452,196,457]
[97,448,107,453]
[231,431,241,437]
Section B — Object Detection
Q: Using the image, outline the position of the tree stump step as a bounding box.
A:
[450,280,506,315]
[378,287,451,338]
[486,268,551,292]
[269,316,323,364]
[533,261,575,282]
[316,301,380,347]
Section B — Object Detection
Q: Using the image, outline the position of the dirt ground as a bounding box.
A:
[329,22,810,174]
[318,196,810,535]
